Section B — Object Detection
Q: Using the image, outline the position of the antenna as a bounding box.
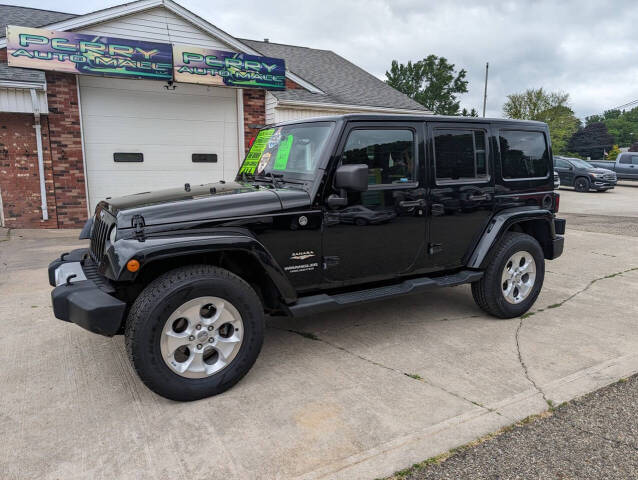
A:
[482,62,489,118]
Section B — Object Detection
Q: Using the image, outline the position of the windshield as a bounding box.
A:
[568,158,594,169]
[237,122,334,181]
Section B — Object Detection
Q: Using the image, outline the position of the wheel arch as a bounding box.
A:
[111,234,297,311]
[467,208,556,269]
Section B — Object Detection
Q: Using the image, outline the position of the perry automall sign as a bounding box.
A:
[173,44,285,90]
[6,26,286,90]
[6,26,173,80]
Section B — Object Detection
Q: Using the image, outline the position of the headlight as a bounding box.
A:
[590,173,604,178]
[109,226,117,244]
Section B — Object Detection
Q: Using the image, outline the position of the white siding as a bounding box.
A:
[75,7,234,50]
[0,88,48,114]
[265,91,278,125]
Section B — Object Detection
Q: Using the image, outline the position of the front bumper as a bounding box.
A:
[49,249,126,337]
[591,179,617,190]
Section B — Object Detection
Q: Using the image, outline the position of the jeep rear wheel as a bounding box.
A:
[471,232,545,319]
[125,265,264,401]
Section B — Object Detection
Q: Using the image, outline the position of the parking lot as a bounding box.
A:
[1,182,638,480]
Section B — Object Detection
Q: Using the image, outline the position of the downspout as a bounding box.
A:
[30,88,48,221]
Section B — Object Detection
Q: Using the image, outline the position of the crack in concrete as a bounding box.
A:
[514,266,638,407]
[273,326,497,414]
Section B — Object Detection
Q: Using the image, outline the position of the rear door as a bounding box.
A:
[425,122,495,269]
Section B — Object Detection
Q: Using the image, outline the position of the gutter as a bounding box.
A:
[275,99,431,115]
[29,88,48,221]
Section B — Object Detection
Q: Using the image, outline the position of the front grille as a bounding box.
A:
[89,208,114,262]
[603,173,617,181]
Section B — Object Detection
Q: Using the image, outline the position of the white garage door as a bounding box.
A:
[79,76,240,211]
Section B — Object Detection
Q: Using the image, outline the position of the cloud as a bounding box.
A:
[6,0,637,118]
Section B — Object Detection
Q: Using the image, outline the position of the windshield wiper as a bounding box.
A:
[254,172,283,188]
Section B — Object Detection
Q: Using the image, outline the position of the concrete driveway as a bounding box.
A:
[1,184,638,480]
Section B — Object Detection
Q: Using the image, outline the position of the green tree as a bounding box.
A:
[461,107,478,117]
[502,88,569,119]
[567,122,615,159]
[607,144,621,161]
[385,55,468,115]
[502,88,580,155]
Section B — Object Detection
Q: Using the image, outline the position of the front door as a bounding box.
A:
[554,157,574,186]
[426,122,496,269]
[322,122,426,284]
[619,154,638,179]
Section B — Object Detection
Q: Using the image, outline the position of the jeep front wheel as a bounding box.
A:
[125,265,264,401]
[471,232,545,319]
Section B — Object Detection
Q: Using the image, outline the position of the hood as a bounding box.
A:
[589,167,614,174]
[102,181,311,228]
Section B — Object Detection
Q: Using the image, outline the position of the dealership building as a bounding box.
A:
[0,0,427,229]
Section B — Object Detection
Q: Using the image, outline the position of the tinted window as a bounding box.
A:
[433,129,488,182]
[500,130,549,179]
[619,155,631,164]
[343,129,415,185]
[555,158,570,169]
[632,155,638,165]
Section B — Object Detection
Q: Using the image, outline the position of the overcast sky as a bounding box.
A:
[5,0,638,118]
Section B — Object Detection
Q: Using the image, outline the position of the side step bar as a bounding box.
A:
[288,270,483,317]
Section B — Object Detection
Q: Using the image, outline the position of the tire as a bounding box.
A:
[355,218,368,226]
[574,177,590,192]
[471,232,545,319]
[125,265,264,401]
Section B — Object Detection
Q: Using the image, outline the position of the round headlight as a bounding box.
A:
[109,226,117,244]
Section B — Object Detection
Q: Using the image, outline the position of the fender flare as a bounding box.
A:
[467,208,555,269]
[106,233,297,304]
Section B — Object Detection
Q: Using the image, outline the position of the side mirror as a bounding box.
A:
[335,164,369,192]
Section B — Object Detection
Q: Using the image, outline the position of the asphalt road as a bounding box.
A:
[390,374,638,480]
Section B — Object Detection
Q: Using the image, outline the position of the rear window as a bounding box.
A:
[500,130,550,179]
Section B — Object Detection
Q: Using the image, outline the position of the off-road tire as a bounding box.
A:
[125,265,264,401]
[471,232,545,319]
[574,177,590,192]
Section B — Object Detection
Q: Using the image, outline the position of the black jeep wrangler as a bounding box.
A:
[49,114,565,401]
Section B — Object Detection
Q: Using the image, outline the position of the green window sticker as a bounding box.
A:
[273,135,294,170]
[239,129,274,175]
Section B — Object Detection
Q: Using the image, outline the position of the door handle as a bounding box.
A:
[468,193,489,201]
[399,199,426,207]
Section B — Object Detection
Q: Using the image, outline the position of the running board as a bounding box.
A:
[288,270,483,317]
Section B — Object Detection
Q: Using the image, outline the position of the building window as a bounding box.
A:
[433,129,488,183]
[342,129,415,185]
[192,153,218,163]
[500,130,549,179]
[113,152,143,162]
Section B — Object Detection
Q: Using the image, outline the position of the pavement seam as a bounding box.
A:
[514,266,638,408]
[272,326,497,413]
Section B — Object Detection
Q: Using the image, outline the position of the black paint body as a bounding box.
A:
[51,114,565,333]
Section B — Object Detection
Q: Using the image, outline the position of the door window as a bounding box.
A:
[342,129,415,186]
[500,130,550,179]
[632,155,638,165]
[433,129,488,183]
[619,155,631,164]
[555,158,571,169]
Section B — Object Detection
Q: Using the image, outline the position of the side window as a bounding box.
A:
[342,129,415,186]
[555,158,570,169]
[433,129,488,183]
[500,130,549,179]
[619,155,631,164]
[632,155,638,165]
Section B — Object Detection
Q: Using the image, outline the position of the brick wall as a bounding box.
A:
[45,72,87,228]
[243,89,266,154]
[0,113,58,228]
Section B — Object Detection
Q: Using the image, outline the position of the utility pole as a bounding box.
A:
[482,62,489,117]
